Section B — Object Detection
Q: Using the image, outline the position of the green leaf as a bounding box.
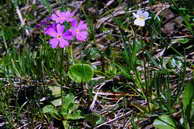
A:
[51,98,62,107]
[172,38,190,44]
[42,105,59,117]
[115,64,131,79]
[183,82,194,111]
[178,38,190,44]
[153,115,176,129]
[182,81,194,126]
[66,111,84,120]
[68,64,94,83]
[62,120,69,129]
[61,94,76,114]
[191,100,194,119]
[48,86,62,97]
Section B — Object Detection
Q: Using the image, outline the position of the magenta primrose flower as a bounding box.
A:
[51,10,74,24]
[45,24,69,48]
[70,20,88,41]
[41,10,88,48]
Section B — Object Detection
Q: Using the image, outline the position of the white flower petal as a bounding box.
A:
[133,13,139,18]
[136,10,143,15]
[146,16,151,20]
[142,11,149,18]
[134,19,145,27]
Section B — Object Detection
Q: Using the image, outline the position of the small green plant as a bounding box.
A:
[153,80,194,129]
[43,94,83,129]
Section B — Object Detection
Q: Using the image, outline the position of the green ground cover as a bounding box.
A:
[0,0,193,129]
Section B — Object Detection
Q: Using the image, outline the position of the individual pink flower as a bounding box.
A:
[70,20,88,41]
[44,24,69,48]
[51,10,74,24]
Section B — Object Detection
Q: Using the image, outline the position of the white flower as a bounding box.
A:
[133,10,151,27]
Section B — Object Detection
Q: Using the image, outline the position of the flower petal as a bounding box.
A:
[71,19,78,27]
[136,10,143,15]
[51,14,58,21]
[76,31,88,41]
[62,11,74,22]
[56,24,64,34]
[63,30,73,40]
[69,27,77,36]
[45,27,57,37]
[59,38,69,48]
[51,10,65,23]
[55,10,62,16]
[49,38,59,48]
[133,13,139,18]
[78,21,88,30]
[142,11,149,18]
[134,19,145,27]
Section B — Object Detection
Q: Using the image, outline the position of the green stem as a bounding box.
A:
[62,120,69,129]
[60,48,64,104]
[69,45,74,64]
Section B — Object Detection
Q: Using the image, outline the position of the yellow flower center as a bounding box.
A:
[57,35,61,38]
[137,16,146,21]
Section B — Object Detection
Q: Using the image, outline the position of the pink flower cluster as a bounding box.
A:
[43,10,88,48]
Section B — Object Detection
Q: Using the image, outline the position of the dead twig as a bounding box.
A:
[16,6,30,36]
[94,111,132,129]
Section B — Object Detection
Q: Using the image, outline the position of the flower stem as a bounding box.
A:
[68,45,74,64]
[60,48,64,104]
